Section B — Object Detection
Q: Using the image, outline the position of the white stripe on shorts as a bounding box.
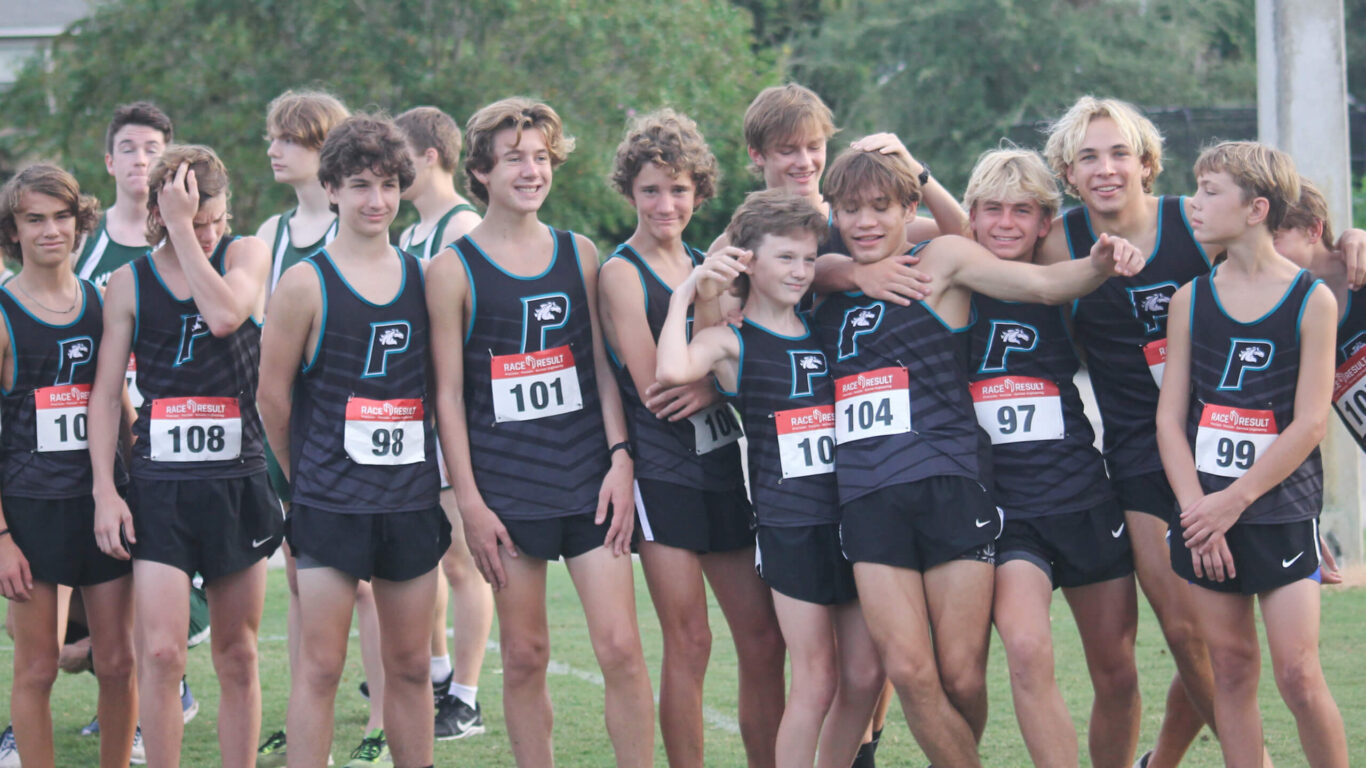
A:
[632,480,656,542]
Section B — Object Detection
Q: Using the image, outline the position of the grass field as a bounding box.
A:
[3,563,1364,766]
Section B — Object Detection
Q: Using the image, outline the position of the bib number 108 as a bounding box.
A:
[165,424,227,454]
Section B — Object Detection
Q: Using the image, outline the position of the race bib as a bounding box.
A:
[35,383,90,452]
[775,405,836,478]
[345,396,425,465]
[491,345,583,422]
[688,402,742,454]
[1195,404,1277,479]
[149,396,242,462]
[1144,338,1167,387]
[970,376,1065,445]
[1332,345,1366,447]
[126,355,143,409]
[834,367,911,444]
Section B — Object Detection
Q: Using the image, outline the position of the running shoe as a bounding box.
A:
[130,725,146,765]
[434,694,485,741]
[180,676,199,723]
[343,728,392,767]
[257,729,287,768]
[0,724,19,768]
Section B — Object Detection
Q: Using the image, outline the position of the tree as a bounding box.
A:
[787,0,1256,197]
[0,0,778,245]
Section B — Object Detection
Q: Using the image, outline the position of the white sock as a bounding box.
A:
[430,655,453,684]
[448,682,478,708]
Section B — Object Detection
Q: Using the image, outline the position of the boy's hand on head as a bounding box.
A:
[850,132,922,176]
[853,252,931,305]
[159,162,199,227]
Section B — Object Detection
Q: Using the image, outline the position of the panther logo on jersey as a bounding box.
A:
[1341,331,1366,362]
[788,350,829,397]
[520,293,570,352]
[1219,338,1274,390]
[363,320,412,378]
[836,302,885,360]
[978,321,1039,373]
[1126,282,1179,334]
[55,336,95,385]
[175,314,211,366]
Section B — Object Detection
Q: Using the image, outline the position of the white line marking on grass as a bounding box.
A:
[486,639,740,735]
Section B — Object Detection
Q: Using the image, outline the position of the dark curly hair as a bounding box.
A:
[317,114,416,213]
[609,109,718,206]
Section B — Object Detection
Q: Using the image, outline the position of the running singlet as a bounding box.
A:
[1331,286,1366,451]
[400,203,478,262]
[1185,269,1322,524]
[726,316,838,527]
[606,243,744,491]
[454,227,610,521]
[289,249,439,514]
[129,237,266,479]
[269,208,337,293]
[968,296,1113,518]
[0,280,125,497]
[1065,195,1210,480]
[75,215,150,289]
[813,244,981,504]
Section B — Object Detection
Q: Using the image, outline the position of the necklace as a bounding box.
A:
[14,280,79,314]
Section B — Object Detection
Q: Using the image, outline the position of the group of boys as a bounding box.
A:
[0,80,1359,768]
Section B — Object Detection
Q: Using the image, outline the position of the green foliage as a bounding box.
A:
[788,0,1256,197]
[0,0,778,245]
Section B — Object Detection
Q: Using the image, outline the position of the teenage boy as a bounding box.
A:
[393,104,492,742]
[89,144,279,768]
[962,148,1140,768]
[599,109,785,768]
[811,147,1143,767]
[0,165,138,768]
[258,114,445,768]
[75,102,173,289]
[656,190,885,768]
[1156,141,1347,768]
[256,90,349,295]
[426,97,655,768]
[1274,181,1366,456]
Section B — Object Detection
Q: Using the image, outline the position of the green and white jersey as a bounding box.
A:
[75,214,150,289]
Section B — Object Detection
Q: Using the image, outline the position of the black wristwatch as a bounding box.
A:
[917,162,932,186]
[609,441,633,459]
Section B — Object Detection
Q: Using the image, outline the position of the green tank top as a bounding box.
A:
[75,214,150,289]
[269,208,337,292]
[399,203,478,261]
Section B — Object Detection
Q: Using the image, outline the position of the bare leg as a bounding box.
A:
[355,581,385,732]
[994,560,1078,768]
[1063,574,1141,768]
[769,591,836,768]
[205,560,269,768]
[286,566,358,768]
[638,541,711,768]
[370,570,439,768]
[1189,586,1263,768]
[81,576,138,767]
[491,553,554,767]
[924,558,994,742]
[439,489,493,697]
[853,562,981,768]
[1260,580,1347,768]
[814,601,884,768]
[701,546,786,768]
[132,561,191,768]
[565,547,656,768]
[9,581,61,768]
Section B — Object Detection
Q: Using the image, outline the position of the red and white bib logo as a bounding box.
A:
[1332,345,1366,443]
[1144,338,1167,388]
